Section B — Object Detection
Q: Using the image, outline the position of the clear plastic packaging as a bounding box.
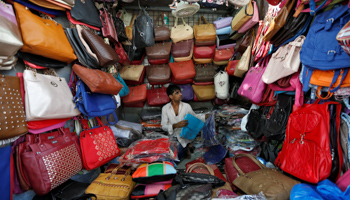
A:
[213,192,267,200]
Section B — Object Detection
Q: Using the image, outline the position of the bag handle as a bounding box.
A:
[231,154,266,177]
[156,14,165,26]
[174,17,187,27]
[186,163,215,175]
[316,86,333,99]
[130,14,137,26]
[198,15,209,25]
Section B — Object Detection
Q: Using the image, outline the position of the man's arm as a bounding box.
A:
[161,106,174,135]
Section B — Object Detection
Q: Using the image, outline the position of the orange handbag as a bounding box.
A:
[14,3,77,63]
[169,60,196,80]
[122,84,147,105]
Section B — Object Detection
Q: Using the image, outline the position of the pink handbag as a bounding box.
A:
[238,1,259,33]
[238,57,269,103]
[336,169,350,192]
[100,8,118,43]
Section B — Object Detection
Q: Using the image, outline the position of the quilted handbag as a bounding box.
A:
[122,84,147,105]
[171,39,193,58]
[145,42,172,60]
[133,9,155,48]
[21,128,83,195]
[231,0,254,31]
[85,165,135,200]
[169,60,196,80]
[214,71,229,99]
[14,3,77,63]
[147,86,170,106]
[100,8,118,43]
[180,114,204,140]
[193,45,216,59]
[154,14,171,42]
[178,84,194,101]
[192,84,216,101]
[72,64,122,95]
[213,17,233,30]
[132,162,177,184]
[170,17,194,43]
[194,64,216,82]
[119,65,145,81]
[238,0,259,33]
[80,117,120,170]
[69,0,102,27]
[232,154,299,200]
[193,15,216,42]
[172,75,193,85]
[146,65,171,85]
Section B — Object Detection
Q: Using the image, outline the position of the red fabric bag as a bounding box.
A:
[122,84,147,105]
[147,86,170,106]
[275,99,342,184]
[80,117,120,170]
[100,8,118,43]
[193,45,216,59]
[169,60,196,80]
[115,42,130,66]
[171,75,193,85]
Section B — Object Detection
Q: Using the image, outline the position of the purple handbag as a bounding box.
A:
[238,57,269,103]
[178,84,194,101]
[213,17,233,29]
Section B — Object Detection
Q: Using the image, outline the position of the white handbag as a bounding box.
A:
[24,69,80,121]
[234,45,252,78]
[261,35,305,84]
[214,71,230,99]
[170,17,194,43]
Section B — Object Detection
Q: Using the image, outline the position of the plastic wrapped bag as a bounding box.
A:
[202,113,220,147]
[213,191,267,200]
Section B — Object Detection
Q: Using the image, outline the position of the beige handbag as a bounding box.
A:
[234,43,252,78]
[193,15,216,42]
[232,154,299,200]
[170,17,194,43]
[119,65,145,81]
[173,47,193,62]
[120,8,133,26]
[193,57,213,64]
[192,84,216,101]
[231,0,254,31]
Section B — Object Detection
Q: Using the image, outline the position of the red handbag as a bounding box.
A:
[122,84,147,105]
[124,101,145,108]
[275,99,342,184]
[147,86,170,106]
[130,53,145,65]
[171,75,193,85]
[148,58,169,65]
[20,128,83,195]
[100,8,118,43]
[214,47,235,62]
[224,156,262,191]
[193,45,216,58]
[80,117,120,170]
[226,60,239,76]
[124,67,146,85]
[115,42,130,66]
[169,60,196,80]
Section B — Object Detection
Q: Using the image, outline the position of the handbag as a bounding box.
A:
[214,48,234,64]
[85,165,135,200]
[214,71,229,100]
[146,86,170,106]
[170,17,194,43]
[213,17,233,30]
[262,35,305,84]
[122,84,147,105]
[169,60,196,80]
[81,29,120,67]
[232,154,299,200]
[124,66,146,85]
[72,64,122,95]
[0,2,23,57]
[193,57,213,64]
[173,47,193,62]
[231,0,254,31]
[0,74,28,140]
[171,39,193,58]
[132,162,176,184]
[234,42,252,78]
[66,11,100,31]
[113,16,128,42]
[120,8,133,26]
[24,69,80,121]
[171,75,193,85]
[119,65,145,81]
[100,8,118,43]
[131,181,172,199]
[80,117,120,170]
[69,0,102,28]
[180,114,204,140]
[115,42,130,66]
[21,128,83,195]
[194,64,216,82]
[226,60,239,76]
[193,15,217,42]
[125,14,137,40]
[146,64,171,85]
[192,84,216,101]
[12,0,64,16]
[178,84,194,101]
[195,40,216,46]
[145,42,172,60]
[216,26,232,35]
[238,0,259,33]
[238,58,268,103]
[133,9,155,48]
[154,14,171,42]
[193,45,216,59]
[148,58,169,65]
[14,3,77,63]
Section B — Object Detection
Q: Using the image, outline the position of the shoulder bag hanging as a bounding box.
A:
[133,8,155,48]
[154,14,171,42]
[193,15,217,42]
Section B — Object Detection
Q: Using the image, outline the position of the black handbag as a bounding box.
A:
[246,107,270,140]
[113,16,128,42]
[64,28,100,69]
[69,0,102,28]
[133,9,155,49]
[17,52,67,68]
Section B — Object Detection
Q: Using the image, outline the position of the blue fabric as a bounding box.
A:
[216,26,232,35]
[202,113,220,147]
[13,0,65,16]
[0,145,11,200]
[204,144,227,165]
[180,114,204,140]
[274,91,296,95]
[114,72,129,97]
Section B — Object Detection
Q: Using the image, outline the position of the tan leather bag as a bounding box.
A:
[170,17,194,43]
[193,57,213,64]
[232,154,299,200]
[193,15,216,42]
[231,0,254,31]
[234,41,252,78]
[119,65,145,81]
[14,3,77,63]
[72,64,122,95]
[192,84,216,101]
[125,15,137,41]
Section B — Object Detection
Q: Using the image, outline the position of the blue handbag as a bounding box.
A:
[0,145,11,200]
[74,80,118,124]
[300,5,350,92]
[180,114,204,140]
[114,72,129,97]
[216,26,232,35]
[13,0,64,16]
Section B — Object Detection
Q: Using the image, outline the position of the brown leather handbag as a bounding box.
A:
[193,15,217,42]
[154,14,170,42]
[172,39,193,58]
[145,42,172,60]
[192,84,216,101]
[81,29,120,67]
[72,64,122,95]
[146,64,171,85]
[122,84,147,105]
[14,3,77,63]
[169,60,196,80]
[235,30,254,54]
[119,65,145,81]
[125,15,137,41]
[194,64,217,82]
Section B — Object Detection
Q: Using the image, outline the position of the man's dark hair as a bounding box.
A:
[166,85,181,97]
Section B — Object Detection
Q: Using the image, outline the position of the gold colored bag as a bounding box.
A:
[119,65,145,81]
[125,15,137,41]
[192,84,216,101]
[85,166,135,200]
[193,15,216,42]
[231,0,254,31]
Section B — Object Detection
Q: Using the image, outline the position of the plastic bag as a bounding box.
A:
[202,113,220,147]
[213,191,267,200]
